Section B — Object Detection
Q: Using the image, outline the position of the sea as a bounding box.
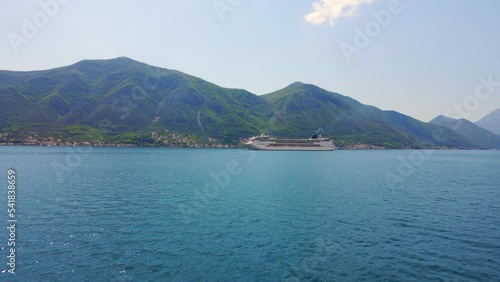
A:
[0,147,498,281]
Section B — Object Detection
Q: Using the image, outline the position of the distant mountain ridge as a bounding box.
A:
[475,109,500,136]
[430,115,500,149]
[0,57,492,149]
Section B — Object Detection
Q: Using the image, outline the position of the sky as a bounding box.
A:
[1,0,499,122]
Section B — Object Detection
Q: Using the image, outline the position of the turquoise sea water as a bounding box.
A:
[0,147,499,281]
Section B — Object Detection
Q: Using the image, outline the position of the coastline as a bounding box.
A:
[0,143,489,150]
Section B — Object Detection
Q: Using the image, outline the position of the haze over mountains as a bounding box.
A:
[0,57,498,149]
[475,109,500,136]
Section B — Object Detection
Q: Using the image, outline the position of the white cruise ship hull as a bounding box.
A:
[247,143,334,151]
[245,136,335,151]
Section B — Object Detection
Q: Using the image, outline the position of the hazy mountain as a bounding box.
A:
[430,115,500,149]
[0,58,482,148]
[475,109,500,136]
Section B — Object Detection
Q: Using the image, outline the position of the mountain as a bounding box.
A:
[0,57,483,148]
[430,115,500,149]
[475,109,500,136]
[262,82,476,148]
[0,57,272,143]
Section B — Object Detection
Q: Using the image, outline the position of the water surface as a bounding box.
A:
[0,147,498,281]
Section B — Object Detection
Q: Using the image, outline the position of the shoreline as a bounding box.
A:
[0,143,492,150]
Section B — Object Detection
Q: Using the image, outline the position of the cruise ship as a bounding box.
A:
[245,134,335,151]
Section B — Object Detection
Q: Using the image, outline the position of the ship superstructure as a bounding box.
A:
[245,134,335,151]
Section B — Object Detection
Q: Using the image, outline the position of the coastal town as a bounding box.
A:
[0,131,238,148]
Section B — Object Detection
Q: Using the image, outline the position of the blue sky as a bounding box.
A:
[1,0,499,122]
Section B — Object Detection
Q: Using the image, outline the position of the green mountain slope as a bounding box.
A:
[262,82,477,148]
[0,58,484,148]
[430,115,500,149]
[0,57,272,142]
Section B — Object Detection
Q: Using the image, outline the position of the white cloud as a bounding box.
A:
[304,0,373,27]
